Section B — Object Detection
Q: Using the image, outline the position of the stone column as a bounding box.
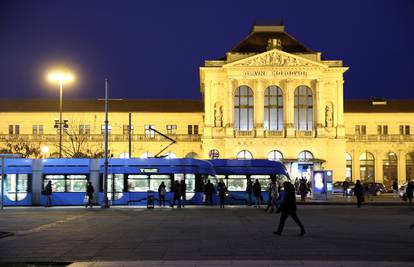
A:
[203,80,212,138]
[225,79,237,137]
[255,79,265,137]
[313,79,324,137]
[352,150,360,182]
[398,150,406,186]
[336,79,345,137]
[375,151,383,183]
[283,79,295,137]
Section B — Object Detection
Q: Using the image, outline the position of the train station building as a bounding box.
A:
[1,23,413,187]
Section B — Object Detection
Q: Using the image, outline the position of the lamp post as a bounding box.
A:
[48,71,74,158]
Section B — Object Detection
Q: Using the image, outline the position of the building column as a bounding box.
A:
[375,151,383,183]
[283,79,295,137]
[313,79,324,137]
[398,150,406,185]
[255,79,264,137]
[336,79,345,137]
[225,79,237,137]
[352,150,360,182]
[203,80,213,138]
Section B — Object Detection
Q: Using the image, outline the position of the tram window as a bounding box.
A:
[227,175,247,191]
[107,174,124,192]
[150,174,170,191]
[185,174,195,192]
[5,174,29,201]
[44,175,65,192]
[276,174,290,185]
[174,173,184,181]
[128,174,149,192]
[251,175,270,191]
[66,175,87,192]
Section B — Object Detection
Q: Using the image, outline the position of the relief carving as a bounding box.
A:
[214,102,223,127]
[234,51,313,67]
[325,102,334,128]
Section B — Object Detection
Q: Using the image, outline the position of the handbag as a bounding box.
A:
[83,195,89,203]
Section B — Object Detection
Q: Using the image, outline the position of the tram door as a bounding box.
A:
[106,174,124,201]
[2,174,29,202]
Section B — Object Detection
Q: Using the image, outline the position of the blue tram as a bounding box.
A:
[208,159,290,204]
[1,158,289,206]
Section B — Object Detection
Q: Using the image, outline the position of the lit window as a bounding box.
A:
[237,150,253,160]
[294,86,313,131]
[140,152,154,159]
[145,125,155,138]
[264,86,283,131]
[101,124,112,134]
[166,125,177,135]
[268,150,283,161]
[298,151,313,162]
[234,86,254,131]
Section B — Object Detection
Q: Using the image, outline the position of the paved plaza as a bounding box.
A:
[0,204,413,266]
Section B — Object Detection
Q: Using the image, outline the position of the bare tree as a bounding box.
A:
[0,136,42,158]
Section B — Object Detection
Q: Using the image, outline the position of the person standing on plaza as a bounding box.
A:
[204,179,215,205]
[180,179,186,207]
[85,181,94,208]
[44,180,53,207]
[246,178,253,206]
[406,181,413,205]
[299,179,308,202]
[217,178,227,208]
[354,180,364,208]
[342,179,350,197]
[274,181,306,236]
[158,181,166,207]
[253,179,262,208]
[264,179,273,212]
[266,177,278,213]
[392,180,399,199]
[171,180,182,208]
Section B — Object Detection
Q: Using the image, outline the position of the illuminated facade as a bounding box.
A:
[1,23,413,187]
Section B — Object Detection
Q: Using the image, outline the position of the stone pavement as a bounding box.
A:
[0,205,413,265]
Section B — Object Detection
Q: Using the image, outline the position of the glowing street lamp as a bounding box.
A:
[47,70,74,158]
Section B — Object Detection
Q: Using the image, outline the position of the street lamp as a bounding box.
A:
[48,71,74,158]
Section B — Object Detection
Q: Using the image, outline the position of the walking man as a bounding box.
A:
[246,178,253,206]
[253,179,262,208]
[217,178,227,208]
[85,181,94,208]
[171,180,182,208]
[392,180,399,199]
[274,181,306,236]
[204,179,215,205]
[158,181,166,207]
[342,179,350,197]
[354,180,364,208]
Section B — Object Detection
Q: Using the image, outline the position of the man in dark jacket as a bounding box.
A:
[45,180,53,207]
[354,180,364,208]
[246,178,253,206]
[274,181,305,236]
[180,180,186,207]
[406,181,414,205]
[253,179,262,208]
[171,180,182,208]
[85,181,95,208]
[204,180,215,205]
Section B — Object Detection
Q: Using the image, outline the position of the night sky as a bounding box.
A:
[1,0,413,101]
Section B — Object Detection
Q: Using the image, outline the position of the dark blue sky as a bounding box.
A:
[1,0,413,100]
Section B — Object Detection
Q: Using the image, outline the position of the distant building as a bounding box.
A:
[1,22,413,187]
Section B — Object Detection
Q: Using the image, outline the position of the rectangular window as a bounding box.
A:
[227,175,247,191]
[33,125,44,135]
[250,175,270,191]
[106,174,124,193]
[378,125,388,135]
[79,125,90,135]
[66,175,88,192]
[400,125,404,135]
[194,125,199,135]
[188,125,192,135]
[127,174,149,192]
[149,174,170,191]
[361,125,366,135]
[9,125,20,135]
[44,175,66,192]
[145,125,155,138]
[355,125,360,135]
[101,125,112,135]
[377,125,382,135]
[123,125,133,135]
[406,125,410,135]
[166,125,177,135]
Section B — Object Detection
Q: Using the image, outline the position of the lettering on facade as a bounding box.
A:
[242,70,307,77]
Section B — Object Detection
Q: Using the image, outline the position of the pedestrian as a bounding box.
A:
[299,179,308,202]
[264,179,273,212]
[44,180,52,207]
[85,181,94,208]
[307,180,312,196]
[246,178,253,206]
[217,178,227,208]
[158,181,166,207]
[392,180,399,199]
[180,179,186,207]
[171,180,182,208]
[354,180,364,208]
[342,179,349,197]
[266,177,278,213]
[274,181,306,236]
[406,181,413,205]
[204,179,215,205]
[253,179,262,208]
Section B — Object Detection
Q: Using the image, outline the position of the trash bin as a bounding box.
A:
[147,190,155,209]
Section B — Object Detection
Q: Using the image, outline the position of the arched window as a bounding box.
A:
[234,86,254,131]
[140,152,153,159]
[383,152,397,188]
[346,153,352,181]
[298,150,313,162]
[164,152,177,159]
[294,85,313,131]
[185,152,198,159]
[264,86,283,131]
[237,150,253,160]
[406,152,414,182]
[359,152,375,183]
[268,150,283,161]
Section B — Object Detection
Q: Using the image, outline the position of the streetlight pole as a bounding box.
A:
[101,78,110,208]
[59,80,63,158]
